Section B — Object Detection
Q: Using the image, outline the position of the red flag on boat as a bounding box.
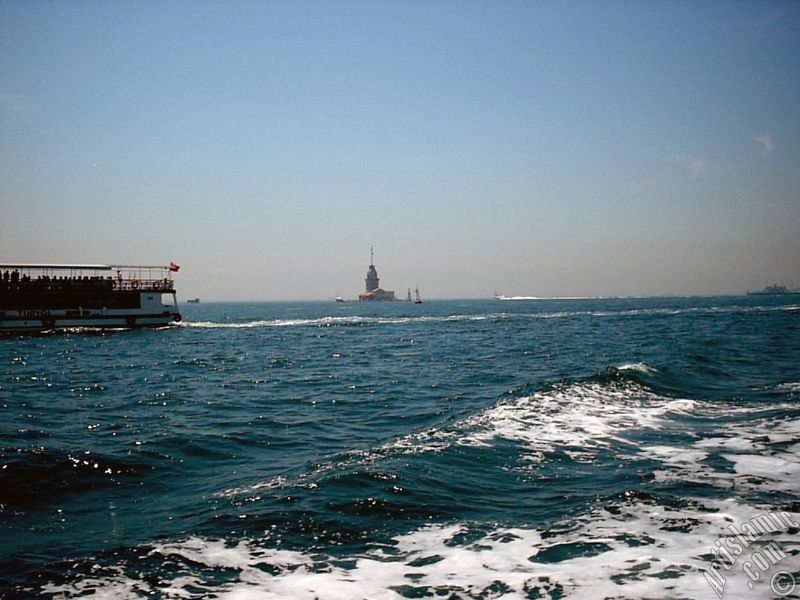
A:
[169,262,180,272]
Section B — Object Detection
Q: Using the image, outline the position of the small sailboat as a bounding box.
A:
[406,288,412,302]
[414,285,422,304]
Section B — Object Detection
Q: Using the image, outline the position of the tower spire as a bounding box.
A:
[370,245,374,266]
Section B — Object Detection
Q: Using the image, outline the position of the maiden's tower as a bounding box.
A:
[358,247,397,301]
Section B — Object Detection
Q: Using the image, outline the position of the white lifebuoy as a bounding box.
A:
[131,280,140,290]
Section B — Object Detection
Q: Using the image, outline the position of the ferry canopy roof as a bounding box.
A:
[0,264,172,270]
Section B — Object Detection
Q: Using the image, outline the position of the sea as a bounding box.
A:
[1,296,799,600]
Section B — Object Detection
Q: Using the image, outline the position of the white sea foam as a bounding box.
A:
[618,362,659,374]
[179,314,498,329]
[43,498,800,599]
[722,453,800,491]
[638,401,800,494]
[387,380,695,464]
[40,386,800,599]
[640,443,735,487]
[179,316,376,328]
[177,303,798,330]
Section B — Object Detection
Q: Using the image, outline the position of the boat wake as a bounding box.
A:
[43,453,800,600]
[177,314,497,329]
[176,303,799,330]
[20,368,800,599]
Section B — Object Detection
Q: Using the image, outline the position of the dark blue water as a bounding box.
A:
[2,297,799,599]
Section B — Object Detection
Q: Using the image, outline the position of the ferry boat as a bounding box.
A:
[0,263,182,332]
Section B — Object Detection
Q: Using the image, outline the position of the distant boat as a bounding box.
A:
[747,284,800,296]
[335,296,345,303]
[414,286,422,304]
[187,298,200,303]
[406,288,412,302]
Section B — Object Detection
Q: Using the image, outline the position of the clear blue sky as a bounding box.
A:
[2,1,798,300]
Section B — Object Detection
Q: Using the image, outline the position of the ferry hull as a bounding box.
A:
[0,312,181,332]
[1,289,181,332]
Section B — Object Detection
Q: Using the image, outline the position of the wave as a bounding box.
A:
[653,405,800,490]
[29,371,800,599]
[0,448,147,508]
[385,377,695,463]
[178,314,498,329]
[220,363,800,502]
[617,362,659,374]
[496,295,605,300]
[576,303,800,319]
[777,382,800,393]
[220,369,694,498]
[177,303,800,329]
[39,494,800,599]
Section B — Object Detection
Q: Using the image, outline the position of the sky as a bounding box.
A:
[1,1,799,300]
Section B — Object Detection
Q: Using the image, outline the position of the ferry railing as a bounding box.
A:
[0,277,174,293]
[113,278,175,292]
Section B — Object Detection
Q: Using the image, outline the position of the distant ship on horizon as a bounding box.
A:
[747,284,800,296]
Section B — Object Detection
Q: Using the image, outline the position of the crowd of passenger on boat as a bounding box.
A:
[1,270,174,293]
